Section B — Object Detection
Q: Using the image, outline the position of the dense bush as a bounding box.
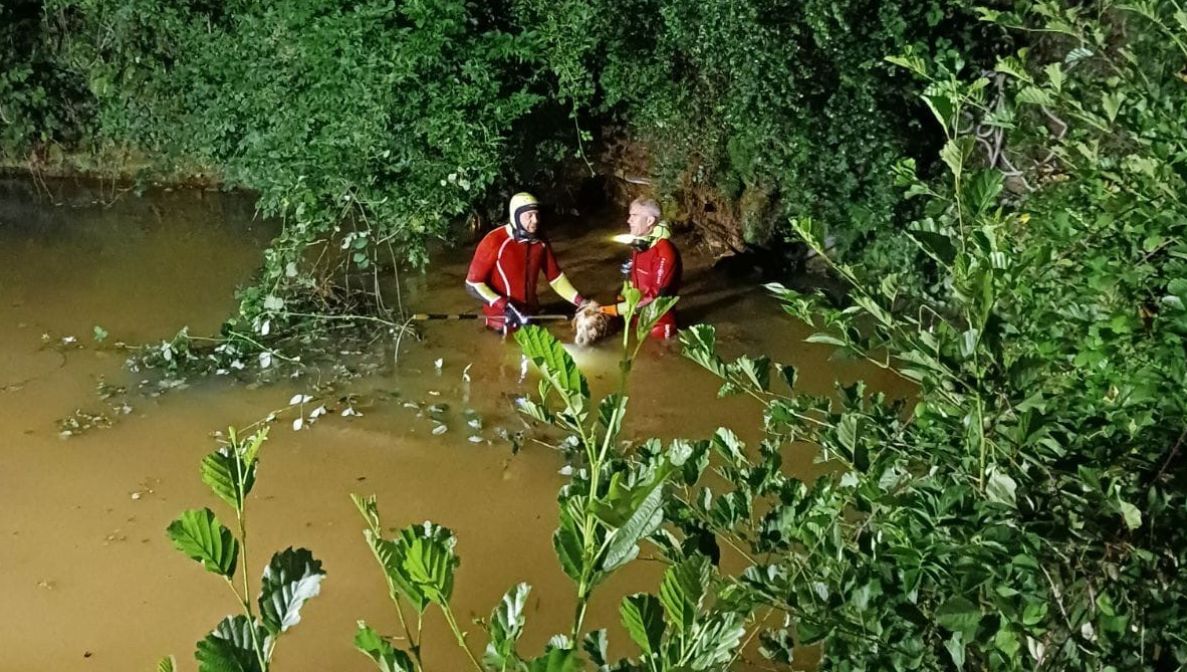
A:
[679,0,1187,667]
[517,0,1006,253]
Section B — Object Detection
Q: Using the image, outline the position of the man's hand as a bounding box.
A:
[503,301,527,329]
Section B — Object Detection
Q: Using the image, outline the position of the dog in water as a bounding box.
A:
[573,301,612,346]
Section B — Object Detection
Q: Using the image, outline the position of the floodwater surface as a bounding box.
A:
[0,179,902,671]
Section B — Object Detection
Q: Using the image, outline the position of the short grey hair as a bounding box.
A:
[630,197,661,219]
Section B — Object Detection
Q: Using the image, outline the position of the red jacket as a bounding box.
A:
[629,238,682,338]
[466,226,564,328]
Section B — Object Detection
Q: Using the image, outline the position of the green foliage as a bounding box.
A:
[677,2,1187,667]
[167,508,239,578]
[518,0,1005,253]
[165,428,325,672]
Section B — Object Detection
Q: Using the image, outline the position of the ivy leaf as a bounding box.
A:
[166,508,239,578]
[258,547,326,635]
[355,621,416,672]
[620,594,665,655]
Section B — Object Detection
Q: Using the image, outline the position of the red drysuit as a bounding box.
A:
[465,225,573,331]
[626,238,682,339]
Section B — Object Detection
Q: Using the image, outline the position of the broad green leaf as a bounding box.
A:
[637,296,679,342]
[885,52,928,77]
[167,508,239,578]
[1120,500,1142,530]
[619,594,665,655]
[201,447,256,512]
[986,470,1017,508]
[659,557,710,635]
[964,170,1003,215]
[923,92,954,136]
[597,394,628,446]
[732,355,771,391]
[485,583,532,669]
[601,481,665,571]
[526,647,583,672]
[516,325,589,405]
[553,506,587,583]
[908,229,957,265]
[935,596,982,638]
[582,630,608,668]
[1016,86,1054,106]
[1044,62,1064,91]
[400,522,459,605]
[259,547,326,635]
[1102,91,1124,123]
[944,633,966,670]
[940,137,973,178]
[354,497,430,611]
[680,325,728,378]
[354,622,416,672]
[688,612,746,670]
[195,616,266,672]
[994,56,1031,82]
[157,656,176,672]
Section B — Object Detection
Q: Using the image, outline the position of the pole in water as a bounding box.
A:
[410,313,570,322]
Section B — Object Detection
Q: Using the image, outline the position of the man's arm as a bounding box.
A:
[543,244,585,306]
[465,235,504,306]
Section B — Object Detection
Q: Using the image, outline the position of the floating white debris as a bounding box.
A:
[432,424,448,436]
[427,390,441,396]
[130,492,142,500]
[260,319,271,336]
[462,363,472,383]
[259,351,273,369]
[289,394,312,405]
[434,358,444,370]
[558,465,574,476]
[468,435,483,443]
[309,405,327,419]
[62,335,77,345]
[292,417,304,431]
[341,407,362,417]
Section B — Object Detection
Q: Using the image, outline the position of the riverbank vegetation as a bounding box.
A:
[8,0,1187,668]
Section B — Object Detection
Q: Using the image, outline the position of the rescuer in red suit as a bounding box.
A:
[601,197,682,339]
[465,192,587,332]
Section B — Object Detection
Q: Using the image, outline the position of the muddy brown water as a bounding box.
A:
[0,179,903,671]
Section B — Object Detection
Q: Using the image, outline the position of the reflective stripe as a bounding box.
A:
[494,237,514,296]
[466,280,501,305]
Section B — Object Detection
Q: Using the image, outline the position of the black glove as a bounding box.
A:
[501,300,527,330]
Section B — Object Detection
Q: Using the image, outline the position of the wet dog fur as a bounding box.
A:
[573,301,612,346]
